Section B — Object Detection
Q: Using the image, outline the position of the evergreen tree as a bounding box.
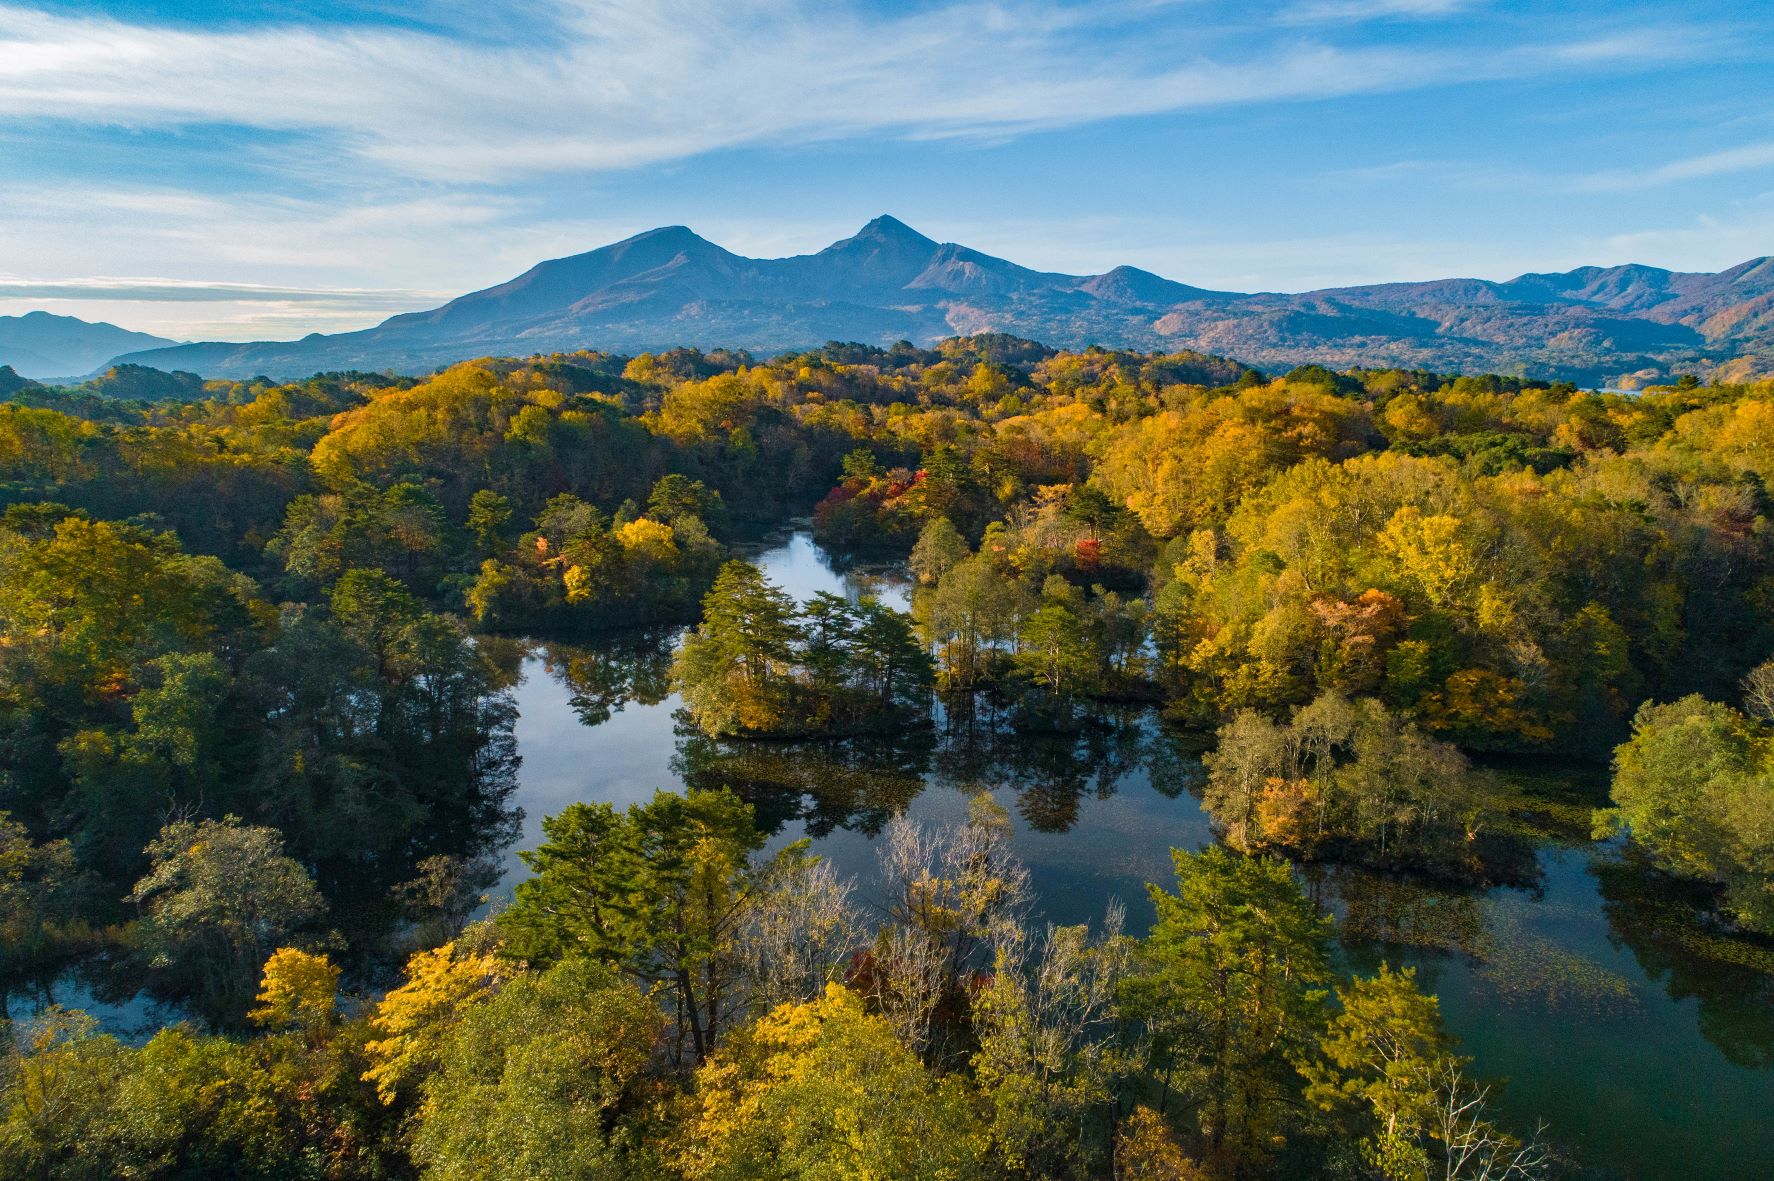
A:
[1303,964,1465,1181]
[852,596,935,711]
[465,489,512,554]
[1120,847,1331,1171]
[799,591,859,693]
[498,788,768,1064]
[673,561,803,736]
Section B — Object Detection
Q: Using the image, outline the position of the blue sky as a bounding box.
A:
[0,0,1770,341]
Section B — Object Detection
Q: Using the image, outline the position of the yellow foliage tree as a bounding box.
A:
[248,947,339,1034]
[681,983,984,1181]
[1253,777,1325,854]
[362,940,510,1104]
[615,516,678,560]
[1377,506,1471,609]
[1114,1105,1208,1181]
[562,562,593,604]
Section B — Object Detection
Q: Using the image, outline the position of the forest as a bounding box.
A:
[2,336,1773,1179]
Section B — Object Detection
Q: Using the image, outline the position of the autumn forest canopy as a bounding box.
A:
[3,334,1774,1179]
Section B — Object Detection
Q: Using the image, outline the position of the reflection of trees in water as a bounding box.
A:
[931,704,1154,833]
[674,729,931,838]
[1316,867,1489,961]
[532,633,676,726]
[296,658,523,962]
[672,703,1199,839]
[1318,866,1641,1020]
[1145,732,1207,800]
[1594,849,1774,1068]
[524,632,1206,840]
[16,673,523,1023]
[471,634,530,690]
[416,691,523,874]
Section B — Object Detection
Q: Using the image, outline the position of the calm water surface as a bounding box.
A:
[497,530,1774,1181]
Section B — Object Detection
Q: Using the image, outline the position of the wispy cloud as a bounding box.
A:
[0,185,547,280]
[0,0,1760,339]
[0,179,665,337]
[0,1,1718,182]
[1577,141,1774,192]
[0,277,450,305]
[1276,0,1474,27]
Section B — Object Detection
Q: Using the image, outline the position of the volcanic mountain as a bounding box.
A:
[106,217,1774,384]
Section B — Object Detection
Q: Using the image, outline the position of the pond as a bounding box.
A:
[495,529,1774,1181]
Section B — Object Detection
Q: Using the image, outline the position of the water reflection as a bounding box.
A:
[1317,869,1489,960]
[507,683,1212,932]
[676,728,931,837]
[933,703,1151,832]
[748,530,911,610]
[1,959,190,1044]
[544,633,676,725]
[674,704,1188,841]
[1594,850,1774,1070]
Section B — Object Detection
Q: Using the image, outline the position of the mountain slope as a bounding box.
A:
[107,219,1774,384]
[0,312,176,379]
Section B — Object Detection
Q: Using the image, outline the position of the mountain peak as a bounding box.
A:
[780,215,946,294]
[623,224,709,246]
[1081,265,1225,305]
[852,215,937,247]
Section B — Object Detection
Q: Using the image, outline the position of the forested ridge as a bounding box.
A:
[2,335,1773,1179]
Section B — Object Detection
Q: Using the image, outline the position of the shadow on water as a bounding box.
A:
[1316,838,1774,1179]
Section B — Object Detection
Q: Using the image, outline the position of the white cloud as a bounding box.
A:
[0,184,579,282]
[0,278,449,305]
[0,296,421,341]
[0,1,1713,182]
[0,183,645,337]
[1577,141,1774,192]
[1276,0,1473,27]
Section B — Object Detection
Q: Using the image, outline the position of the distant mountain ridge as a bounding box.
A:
[104,217,1774,384]
[0,312,176,379]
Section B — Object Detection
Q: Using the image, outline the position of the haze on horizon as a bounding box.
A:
[1,0,1770,342]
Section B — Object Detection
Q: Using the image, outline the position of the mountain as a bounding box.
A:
[106,217,1774,384]
[0,312,177,379]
